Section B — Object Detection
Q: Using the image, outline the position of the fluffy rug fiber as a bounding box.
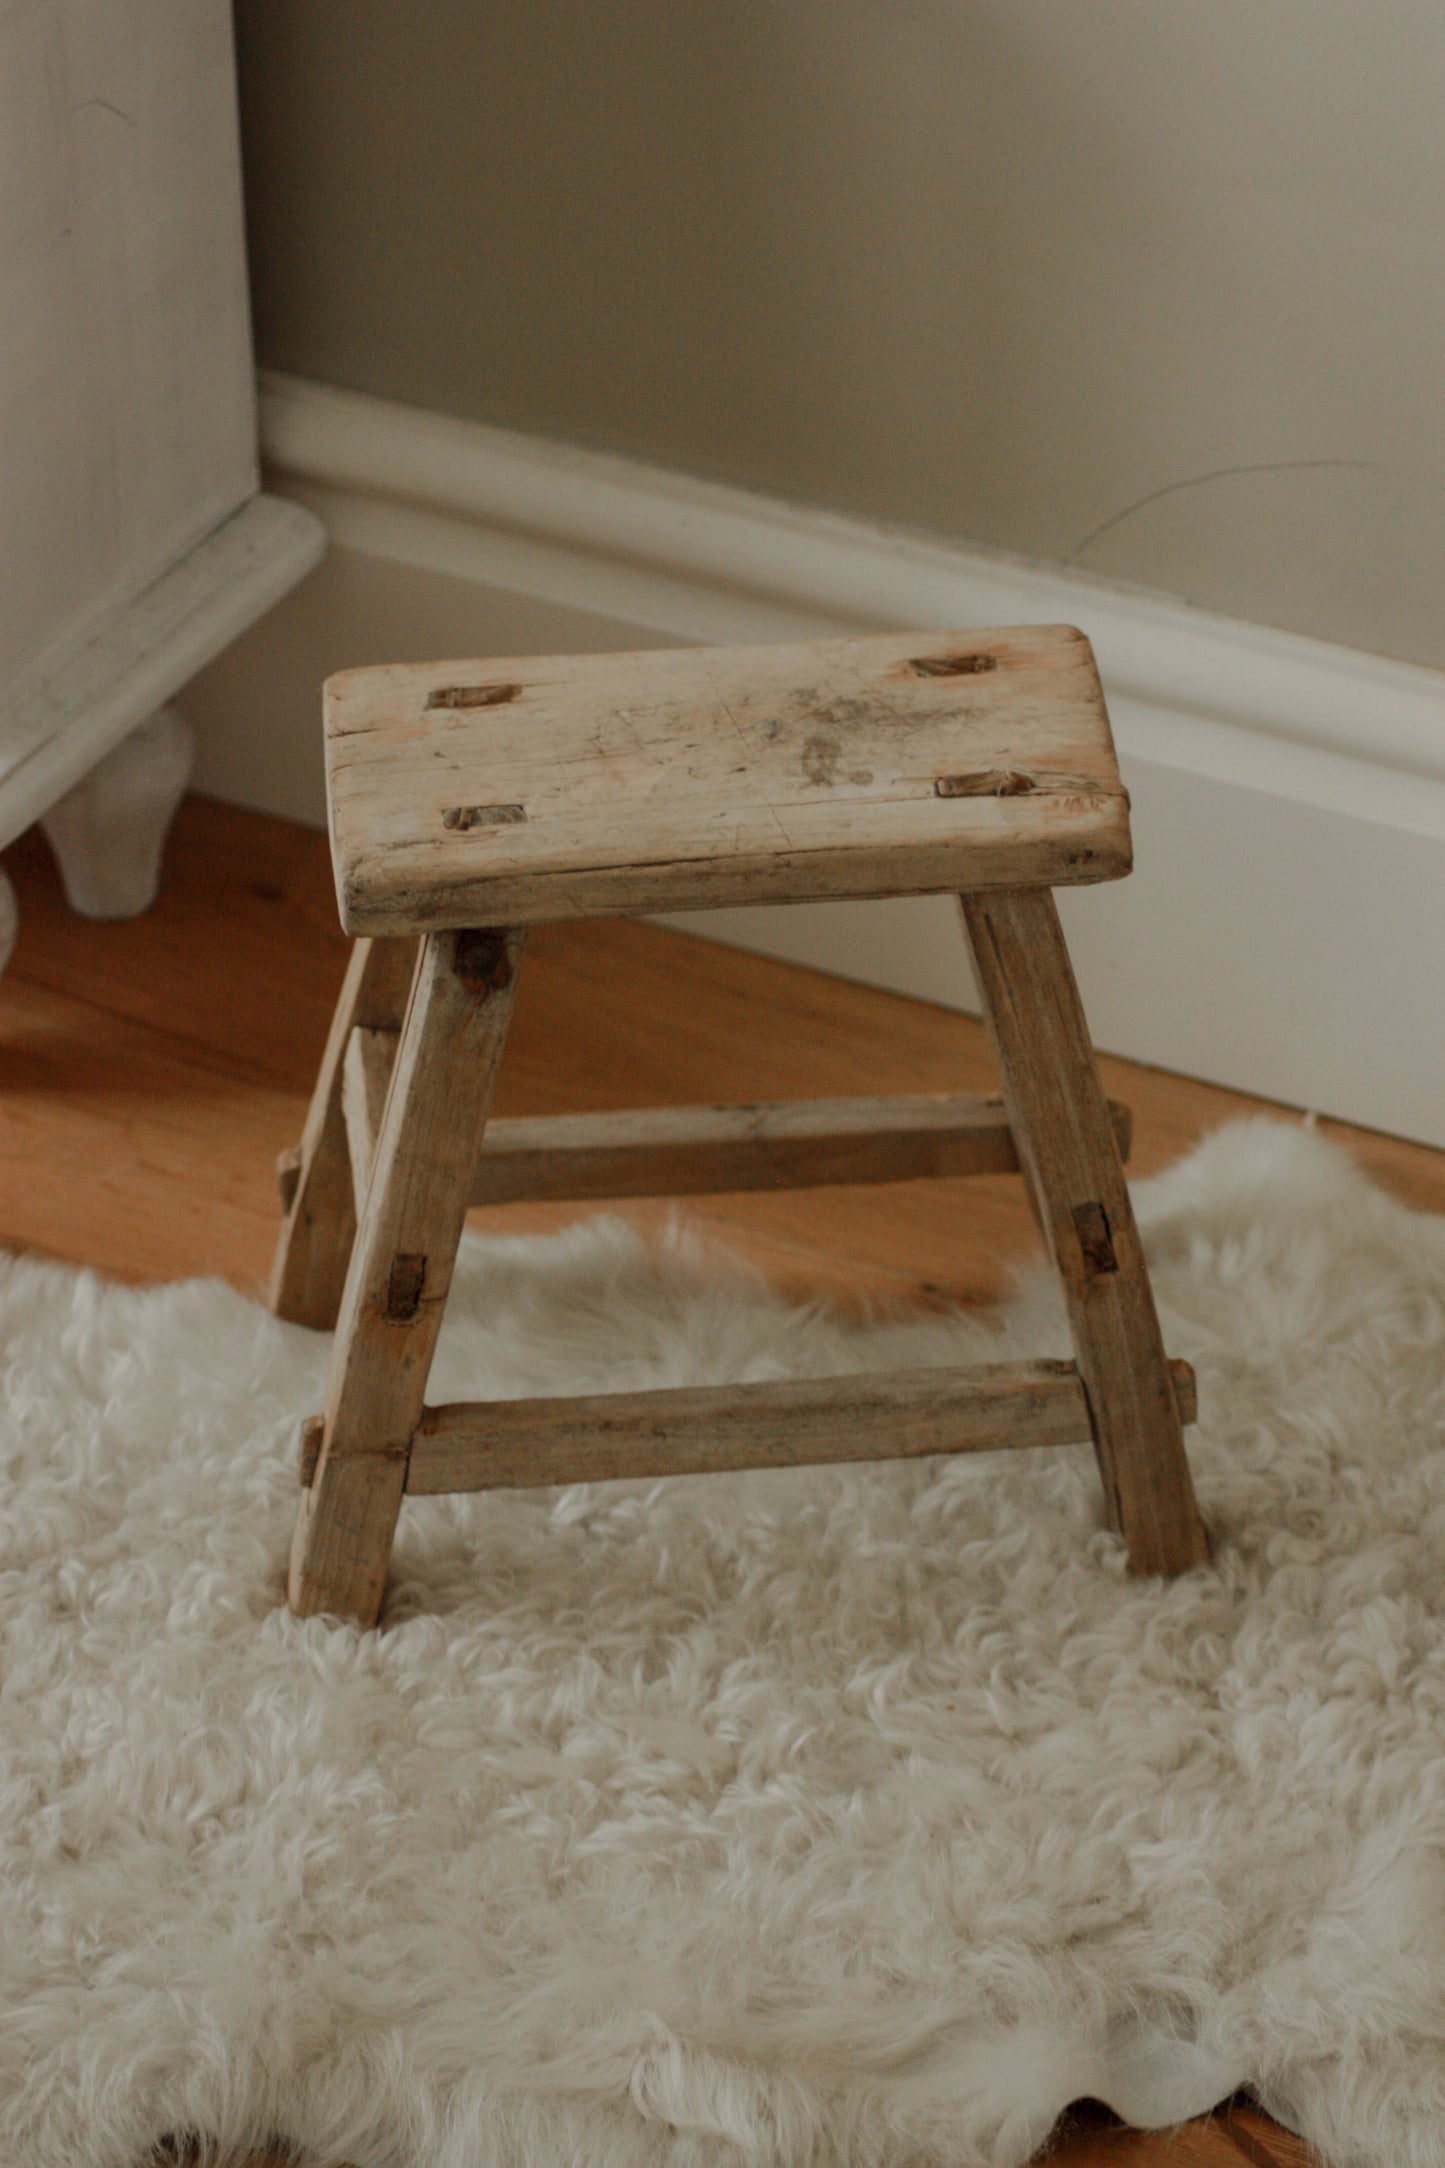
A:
[4,1120,1445,2168]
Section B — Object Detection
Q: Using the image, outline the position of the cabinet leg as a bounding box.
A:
[40,706,193,919]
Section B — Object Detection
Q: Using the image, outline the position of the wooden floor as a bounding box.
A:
[6,794,1422,2168]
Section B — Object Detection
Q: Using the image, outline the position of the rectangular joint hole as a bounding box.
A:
[297,1415,324,1488]
[426,682,521,710]
[386,1252,428,1320]
[935,770,1036,798]
[442,803,527,831]
[911,652,999,676]
[1072,1201,1118,1277]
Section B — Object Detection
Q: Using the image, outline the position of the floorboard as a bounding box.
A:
[1,795,1388,2168]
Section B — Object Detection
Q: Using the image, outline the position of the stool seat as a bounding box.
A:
[324,626,1131,934]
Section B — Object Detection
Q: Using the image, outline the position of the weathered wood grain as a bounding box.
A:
[403,1357,1197,1495]
[340,1022,397,1217]
[288,927,524,1624]
[340,1022,1134,1205]
[961,888,1209,1575]
[267,936,416,1329]
[323,627,1131,933]
[467,1090,1131,1203]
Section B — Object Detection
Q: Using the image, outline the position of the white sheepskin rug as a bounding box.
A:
[4,1119,1445,2168]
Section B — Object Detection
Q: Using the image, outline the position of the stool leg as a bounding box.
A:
[288,927,525,1624]
[960,889,1208,1575]
[270,936,418,1329]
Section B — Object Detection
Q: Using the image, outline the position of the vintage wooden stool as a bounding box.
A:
[272,626,1208,1626]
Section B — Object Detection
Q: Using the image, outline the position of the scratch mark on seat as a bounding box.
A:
[719,702,792,845]
[719,702,752,760]
[764,803,797,849]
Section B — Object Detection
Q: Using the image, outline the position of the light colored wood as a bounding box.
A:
[268,935,417,1330]
[302,859,1198,1587]
[341,1020,1133,1206]
[324,627,1131,933]
[962,888,1209,1575]
[400,1358,1197,1495]
[289,927,525,1624]
[472,1087,1131,1203]
[341,1022,396,1217]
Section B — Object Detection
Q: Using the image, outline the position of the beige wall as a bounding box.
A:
[235,1,1445,671]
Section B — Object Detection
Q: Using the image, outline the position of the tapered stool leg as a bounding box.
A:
[288,927,525,1624]
[960,888,1208,1575]
[270,936,418,1329]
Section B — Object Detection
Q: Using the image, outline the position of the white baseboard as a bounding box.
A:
[188,372,1445,1146]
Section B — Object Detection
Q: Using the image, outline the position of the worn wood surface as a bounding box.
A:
[324,626,1131,932]
[316,874,1192,1591]
[341,1019,1133,1205]
[406,1357,1196,1494]
[289,928,524,1624]
[268,934,415,1328]
[469,1085,1131,1204]
[341,1021,396,1216]
[963,889,1209,1575]
[0,801,1374,2168]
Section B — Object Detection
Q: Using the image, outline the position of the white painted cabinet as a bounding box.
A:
[0,0,321,952]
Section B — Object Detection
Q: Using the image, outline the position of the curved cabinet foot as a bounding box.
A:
[40,704,193,920]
